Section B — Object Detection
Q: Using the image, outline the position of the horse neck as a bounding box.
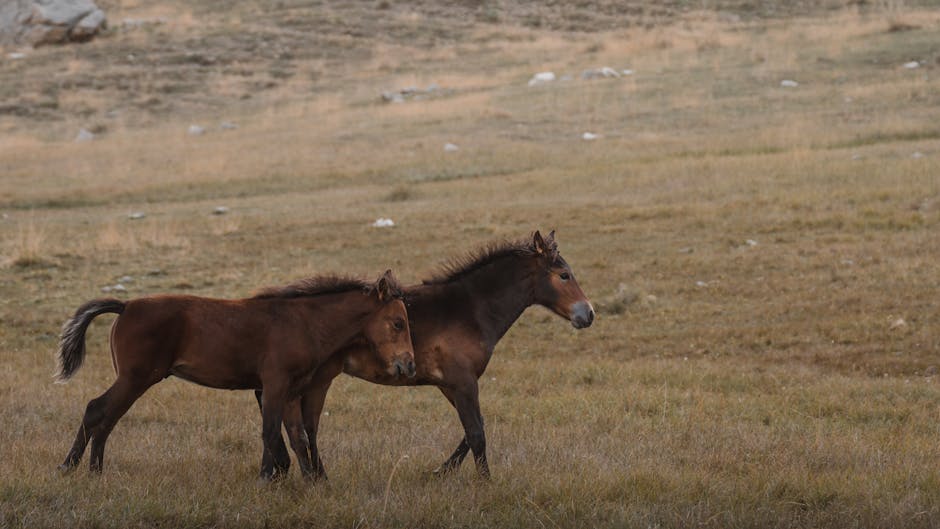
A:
[301,293,376,352]
[458,256,535,350]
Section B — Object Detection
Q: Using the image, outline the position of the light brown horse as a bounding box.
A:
[56,271,415,480]
[262,231,594,479]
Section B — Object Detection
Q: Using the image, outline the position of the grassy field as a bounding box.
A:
[2,1,940,527]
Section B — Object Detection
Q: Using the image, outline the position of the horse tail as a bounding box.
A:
[55,299,126,382]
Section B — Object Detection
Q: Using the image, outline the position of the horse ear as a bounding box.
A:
[376,269,394,301]
[547,229,556,243]
[533,230,546,254]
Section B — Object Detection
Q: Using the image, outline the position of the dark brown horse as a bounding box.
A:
[261,231,594,479]
[56,271,415,480]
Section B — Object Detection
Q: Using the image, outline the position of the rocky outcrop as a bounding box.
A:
[0,0,107,47]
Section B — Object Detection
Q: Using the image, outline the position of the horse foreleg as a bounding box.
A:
[300,357,343,481]
[258,386,288,482]
[255,389,291,476]
[433,386,471,476]
[283,399,314,478]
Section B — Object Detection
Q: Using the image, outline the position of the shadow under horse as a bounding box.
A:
[262,230,594,479]
[56,271,414,480]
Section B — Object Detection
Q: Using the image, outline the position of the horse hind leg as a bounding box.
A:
[59,388,114,472]
[86,376,155,473]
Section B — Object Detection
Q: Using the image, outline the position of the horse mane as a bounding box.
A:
[422,234,558,285]
[253,275,403,300]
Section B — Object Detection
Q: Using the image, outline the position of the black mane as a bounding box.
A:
[253,276,372,300]
[422,235,557,285]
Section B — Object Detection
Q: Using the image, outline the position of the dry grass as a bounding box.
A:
[2,3,940,528]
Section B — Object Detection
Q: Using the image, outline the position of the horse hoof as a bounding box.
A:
[56,463,76,475]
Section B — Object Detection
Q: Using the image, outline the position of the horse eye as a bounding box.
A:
[393,319,405,331]
[560,272,570,281]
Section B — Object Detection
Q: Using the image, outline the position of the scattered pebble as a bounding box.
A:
[372,218,395,228]
[841,259,855,266]
[581,66,621,80]
[381,84,446,103]
[443,143,459,152]
[102,283,127,293]
[128,212,146,220]
[212,206,230,215]
[528,72,556,86]
[8,52,26,60]
[903,61,921,69]
[118,275,134,283]
[678,247,694,254]
[74,128,95,142]
[622,69,634,75]
[780,80,799,88]
[695,281,709,287]
[890,317,907,330]
[582,132,599,141]
[745,239,758,247]
[188,124,205,136]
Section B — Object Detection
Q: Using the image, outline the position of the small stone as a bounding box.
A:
[74,128,95,142]
[695,281,708,287]
[372,218,395,228]
[903,61,921,69]
[890,318,907,330]
[911,152,924,159]
[443,143,459,152]
[8,52,26,60]
[621,69,634,75]
[582,132,599,141]
[118,275,134,283]
[188,124,205,136]
[678,247,694,254]
[212,206,230,215]
[780,80,799,88]
[112,284,127,292]
[528,72,556,86]
[101,286,112,293]
[128,212,146,220]
[745,239,758,246]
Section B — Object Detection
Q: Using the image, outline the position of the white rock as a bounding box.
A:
[443,142,459,152]
[621,69,634,75]
[528,72,556,86]
[112,283,127,292]
[582,132,599,141]
[74,128,95,142]
[101,286,112,293]
[890,317,907,329]
[903,61,921,69]
[188,124,205,136]
[695,281,708,287]
[118,275,134,283]
[8,52,26,60]
[372,218,395,228]
[780,80,799,88]
[128,211,146,220]
[212,206,230,215]
[745,239,758,246]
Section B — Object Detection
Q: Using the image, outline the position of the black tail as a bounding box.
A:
[55,299,126,382]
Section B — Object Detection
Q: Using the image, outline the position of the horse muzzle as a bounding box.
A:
[392,357,416,378]
[570,301,595,329]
